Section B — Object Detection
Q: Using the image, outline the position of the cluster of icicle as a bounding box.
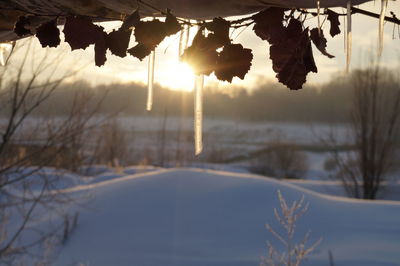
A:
[145,23,204,155]
[344,0,388,72]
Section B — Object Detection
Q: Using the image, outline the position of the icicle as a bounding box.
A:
[0,48,5,66]
[0,43,9,66]
[317,0,321,35]
[194,75,204,156]
[346,1,352,73]
[178,27,185,59]
[178,24,190,60]
[184,23,190,49]
[146,50,155,111]
[378,0,388,57]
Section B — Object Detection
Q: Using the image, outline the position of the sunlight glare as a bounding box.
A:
[159,61,195,91]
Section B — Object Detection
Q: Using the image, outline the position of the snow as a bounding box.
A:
[54,168,400,266]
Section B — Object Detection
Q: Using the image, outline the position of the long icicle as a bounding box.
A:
[378,0,388,57]
[0,49,5,66]
[0,44,7,66]
[178,24,190,59]
[146,50,155,111]
[346,1,352,73]
[178,26,185,59]
[194,74,204,156]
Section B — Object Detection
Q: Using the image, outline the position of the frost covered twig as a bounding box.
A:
[260,190,322,266]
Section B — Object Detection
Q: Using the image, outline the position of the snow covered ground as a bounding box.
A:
[53,168,400,266]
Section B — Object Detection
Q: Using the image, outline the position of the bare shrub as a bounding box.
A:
[0,39,98,263]
[251,137,308,179]
[94,118,129,167]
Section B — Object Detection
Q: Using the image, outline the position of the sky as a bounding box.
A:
[5,1,400,91]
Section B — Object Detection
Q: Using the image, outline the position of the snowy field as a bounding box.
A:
[50,168,400,266]
[3,117,400,265]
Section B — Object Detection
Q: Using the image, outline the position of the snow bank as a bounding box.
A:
[55,169,400,266]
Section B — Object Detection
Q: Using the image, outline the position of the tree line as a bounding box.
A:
[3,70,368,123]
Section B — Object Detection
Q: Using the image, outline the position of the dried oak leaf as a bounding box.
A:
[107,29,132,57]
[269,19,317,90]
[164,11,181,36]
[327,9,341,37]
[63,16,104,50]
[310,28,334,58]
[205,17,231,48]
[181,30,218,75]
[215,44,253,82]
[120,9,141,31]
[36,19,60,48]
[14,16,32,37]
[253,7,286,44]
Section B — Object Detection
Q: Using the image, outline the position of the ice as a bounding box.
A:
[146,50,156,111]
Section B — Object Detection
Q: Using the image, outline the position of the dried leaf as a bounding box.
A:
[129,19,167,60]
[215,44,253,82]
[63,16,104,50]
[165,11,181,36]
[127,44,151,61]
[120,9,141,31]
[36,19,60,48]
[253,8,286,44]
[269,19,317,90]
[94,28,108,66]
[134,20,166,48]
[14,16,31,37]
[205,17,231,48]
[107,29,132,57]
[327,9,341,37]
[310,28,334,58]
[269,19,303,74]
[181,30,218,75]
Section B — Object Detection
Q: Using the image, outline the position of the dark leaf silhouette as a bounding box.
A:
[254,11,318,90]
[127,44,151,61]
[36,19,60,48]
[206,17,231,48]
[310,28,334,58]
[129,15,181,60]
[63,16,104,50]
[327,9,341,37]
[120,9,141,31]
[269,19,317,90]
[253,8,286,44]
[107,29,132,57]
[215,44,253,82]
[130,19,167,59]
[165,11,181,36]
[94,28,108,66]
[181,29,218,75]
[14,16,31,37]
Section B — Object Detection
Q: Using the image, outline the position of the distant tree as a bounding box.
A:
[330,64,400,199]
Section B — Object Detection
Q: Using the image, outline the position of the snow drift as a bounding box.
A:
[55,168,400,266]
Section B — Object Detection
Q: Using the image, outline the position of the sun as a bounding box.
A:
[158,60,196,91]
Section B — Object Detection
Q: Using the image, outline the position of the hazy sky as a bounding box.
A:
[8,1,400,91]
